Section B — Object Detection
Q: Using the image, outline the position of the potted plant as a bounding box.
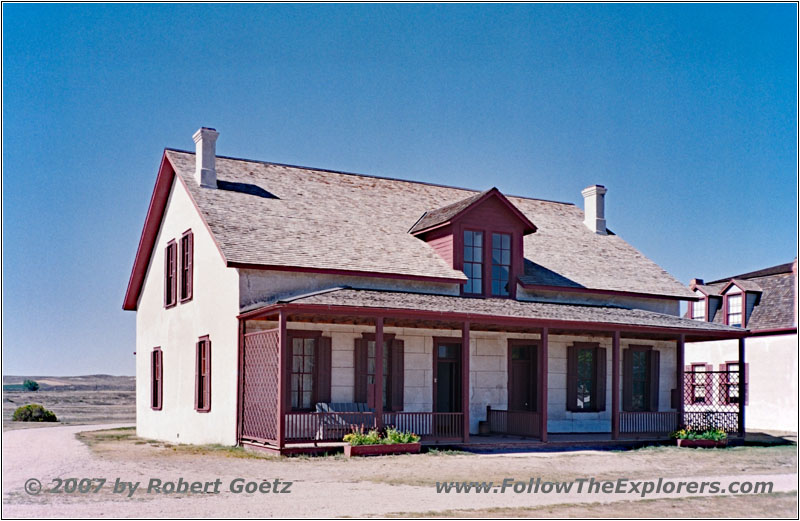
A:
[343,427,421,457]
[672,427,728,448]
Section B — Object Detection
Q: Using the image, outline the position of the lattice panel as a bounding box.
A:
[241,329,280,443]
[683,370,742,433]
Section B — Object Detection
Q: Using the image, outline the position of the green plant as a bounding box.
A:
[22,379,40,392]
[12,403,57,422]
[671,426,727,442]
[343,427,420,446]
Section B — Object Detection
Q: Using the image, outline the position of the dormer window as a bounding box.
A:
[692,298,706,321]
[409,188,537,300]
[463,230,484,295]
[727,293,742,327]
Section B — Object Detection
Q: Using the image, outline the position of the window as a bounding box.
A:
[463,230,483,294]
[366,337,391,408]
[724,362,740,404]
[354,335,405,411]
[195,337,211,412]
[291,336,316,410]
[566,343,606,412]
[692,298,706,320]
[164,241,177,308]
[727,294,742,327]
[690,363,709,404]
[179,230,193,303]
[623,346,660,412]
[491,233,511,297]
[151,348,162,410]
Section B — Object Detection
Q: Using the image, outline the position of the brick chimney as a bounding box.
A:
[581,185,607,235]
[193,127,219,188]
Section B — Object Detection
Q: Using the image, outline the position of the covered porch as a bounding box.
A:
[235,288,747,455]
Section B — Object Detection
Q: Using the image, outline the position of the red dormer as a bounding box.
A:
[409,188,536,298]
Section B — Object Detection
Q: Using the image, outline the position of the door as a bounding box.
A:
[433,340,462,437]
[508,343,538,411]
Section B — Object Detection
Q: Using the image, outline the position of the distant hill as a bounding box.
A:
[3,374,135,391]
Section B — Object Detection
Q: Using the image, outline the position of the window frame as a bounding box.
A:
[151,347,162,411]
[490,232,512,297]
[164,240,177,308]
[195,336,211,413]
[179,229,193,303]
[726,292,743,327]
[566,342,606,413]
[689,363,711,405]
[691,297,706,321]
[458,225,518,298]
[461,229,485,296]
[287,330,323,412]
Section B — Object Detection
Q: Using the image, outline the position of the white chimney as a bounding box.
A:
[193,127,219,188]
[581,184,607,235]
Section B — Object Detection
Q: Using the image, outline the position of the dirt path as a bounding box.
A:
[2,424,797,518]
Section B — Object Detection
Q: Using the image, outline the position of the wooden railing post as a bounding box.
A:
[277,310,287,450]
[374,317,384,429]
[738,337,746,436]
[539,327,548,443]
[462,321,470,442]
[612,330,620,440]
[677,334,685,429]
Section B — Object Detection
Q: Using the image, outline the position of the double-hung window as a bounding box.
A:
[727,294,742,327]
[463,230,483,295]
[151,348,162,410]
[179,230,193,302]
[567,343,606,412]
[195,337,211,412]
[692,298,706,320]
[491,233,511,297]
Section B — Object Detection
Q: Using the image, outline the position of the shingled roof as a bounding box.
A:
[686,261,796,330]
[247,288,744,337]
[162,149,694,300]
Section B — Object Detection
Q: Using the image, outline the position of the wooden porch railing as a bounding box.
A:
[283,411,465,443]
[383,412,464,441]
[620,411,679,433]
[486,407,542,438]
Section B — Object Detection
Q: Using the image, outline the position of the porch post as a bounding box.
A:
[462,321,470,442]
[738,337,746,436]
[611,330,620,440]
[677,334,685,428]
[277,310,287,450]
[374,317,384,428]
[539,327,548,443]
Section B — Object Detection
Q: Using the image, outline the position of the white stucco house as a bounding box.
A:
[123,128,746,453]
[684,260,798,433]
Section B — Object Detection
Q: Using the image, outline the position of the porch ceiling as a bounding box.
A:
[240,288,748,342]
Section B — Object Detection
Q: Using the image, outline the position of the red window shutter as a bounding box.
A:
[648,350,660,412]
[164,242,177,307]
[354,338,368,403]
[566,345,578,412]
[180,231,193,302]
[186,231,193,300]
[704,363,713,405]
[595,347,607,412]
[316,336,332,405]
[622,349,634,411]
[203,340,211,412]
[151,349,162,410]
[390,339,404,411]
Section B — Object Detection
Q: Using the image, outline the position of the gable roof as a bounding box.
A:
[408,187,537,235]
[124,149,696,309]
[721,278,763,294]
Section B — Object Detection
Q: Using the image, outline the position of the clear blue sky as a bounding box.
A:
[3,4,796,376]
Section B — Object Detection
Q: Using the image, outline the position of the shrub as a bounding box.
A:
[22,379,39,392]
[671,427,726,442]
[343,427,420,446]
[12,403,57,422]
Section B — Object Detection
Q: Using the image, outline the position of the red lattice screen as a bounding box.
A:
[683,370,742,433]
[241,329,280,443]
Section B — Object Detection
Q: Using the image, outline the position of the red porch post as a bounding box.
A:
[738,337,746,436]
[611,330,620,440]
[462,321,470,442]
[277,310,287,450]
[677,334,685,428]
[374,317,384,428]
[539,327,548,443]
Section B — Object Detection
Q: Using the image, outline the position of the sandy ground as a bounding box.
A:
[2,423,797,518]
[3,390,135,430]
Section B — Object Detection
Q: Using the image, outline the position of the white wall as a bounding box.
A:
[686,334,798,433]
[136,178,240,445]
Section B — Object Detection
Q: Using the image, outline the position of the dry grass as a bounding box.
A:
[3,390,134,430]
[383,491,799,518]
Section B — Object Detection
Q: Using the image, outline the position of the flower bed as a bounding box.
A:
[342,427,421,457]
[672,427,728,448]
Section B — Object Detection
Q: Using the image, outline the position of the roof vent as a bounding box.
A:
[193,127,219,188]
[581,185,607,235]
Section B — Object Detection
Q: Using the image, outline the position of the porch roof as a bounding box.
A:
[241,288,747,339]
